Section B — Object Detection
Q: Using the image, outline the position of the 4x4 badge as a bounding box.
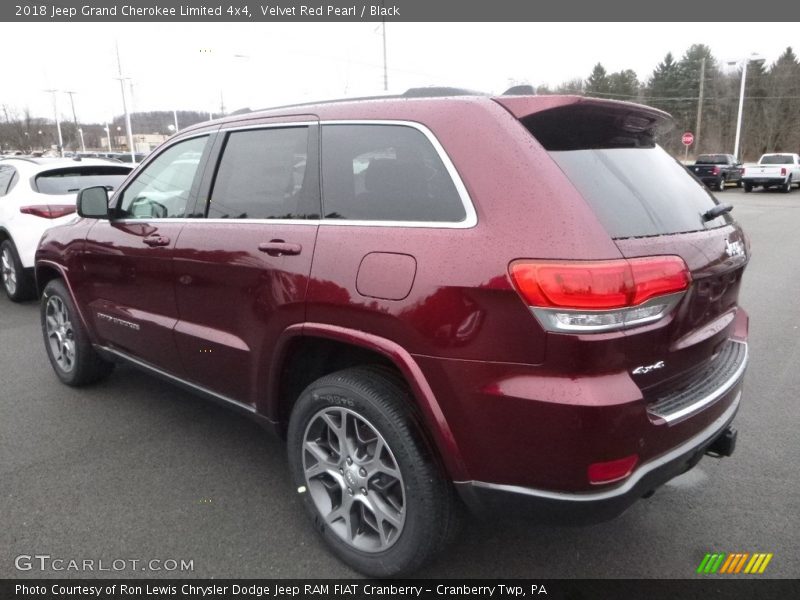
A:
[725,238,745,258]
[632,360,665,375]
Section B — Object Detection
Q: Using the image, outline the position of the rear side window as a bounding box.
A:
[34,166,131,195]
[523,105,727,238]
[321,124,466,222]
[208,127,315,219]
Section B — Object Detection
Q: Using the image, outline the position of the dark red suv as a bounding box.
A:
[35,91,749,576]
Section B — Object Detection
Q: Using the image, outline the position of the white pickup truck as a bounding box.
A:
[741,153,800,193]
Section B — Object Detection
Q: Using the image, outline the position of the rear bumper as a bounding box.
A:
[743,177,788,186]
[456,391,741,524]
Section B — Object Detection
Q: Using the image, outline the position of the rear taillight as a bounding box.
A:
[509,256,691,333]
[781,167,787,176]
[711,166,720,175]
[20,205,76,219]
[588,454,639,485]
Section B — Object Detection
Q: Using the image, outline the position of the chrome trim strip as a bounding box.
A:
[648,341,748,424]
[110,120,477,230]
[97,346,256,414]
[462,390,741,503]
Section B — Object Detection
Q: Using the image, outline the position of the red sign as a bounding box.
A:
[682,132,694,146]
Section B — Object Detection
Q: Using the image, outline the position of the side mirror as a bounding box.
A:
[77,186,110,219]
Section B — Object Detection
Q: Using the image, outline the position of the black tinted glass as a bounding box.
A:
[550,147,727,238]
[321,124,465,222]
[34,167,131,195]
[209,127,314,219]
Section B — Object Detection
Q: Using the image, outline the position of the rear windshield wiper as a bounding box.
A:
[703,203,733,222]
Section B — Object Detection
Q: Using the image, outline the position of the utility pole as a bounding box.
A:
[65,91,85,152]
[44,89,64,157]
[115,41,136,162]
[382,20,388,91]
[694,57,706,156]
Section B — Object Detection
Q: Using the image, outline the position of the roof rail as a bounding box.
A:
[401,86,485,98]
[249,86,487,114]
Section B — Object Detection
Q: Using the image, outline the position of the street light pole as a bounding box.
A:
[44,89,64,157]
[115,41,136,163]
[65,91,85,153]
[731,53,764,162]
[733,60,748,162]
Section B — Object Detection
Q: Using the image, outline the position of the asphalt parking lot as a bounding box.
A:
[1,186,799,579]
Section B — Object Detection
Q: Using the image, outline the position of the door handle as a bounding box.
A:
[142,235,171,247]
[258,240,302,257]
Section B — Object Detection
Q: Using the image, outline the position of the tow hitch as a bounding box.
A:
[706,427,737,457]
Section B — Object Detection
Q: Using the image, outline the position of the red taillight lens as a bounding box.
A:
[509,257,691,311]
[588,454,638,485]
[781,167,787,176]
[711,166,720,175]
[20,205,77,219]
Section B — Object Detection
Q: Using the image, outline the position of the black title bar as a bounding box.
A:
[4,0,800,22]
[4,579,800,600]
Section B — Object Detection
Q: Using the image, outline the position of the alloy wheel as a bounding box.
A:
[1,246,17,295]
[302,406,406,552]
[45,295,76,373]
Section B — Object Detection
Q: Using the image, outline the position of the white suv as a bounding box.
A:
[0,157,132,301]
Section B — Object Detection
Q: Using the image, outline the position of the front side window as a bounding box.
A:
[207,127,314,219]
[117,136,208,219]
[321,124,466,222]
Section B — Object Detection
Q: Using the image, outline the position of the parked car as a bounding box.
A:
[35,92,749,576]
[0,157,132,300]
[741,153,800,192]
[687,154,743,191]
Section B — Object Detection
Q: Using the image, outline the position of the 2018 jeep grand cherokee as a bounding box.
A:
[35,92,749,577]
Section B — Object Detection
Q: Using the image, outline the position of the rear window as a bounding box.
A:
[522,105,727,239]
[696,155,728,165]
[760,155,793,165]
[35,166,131,195]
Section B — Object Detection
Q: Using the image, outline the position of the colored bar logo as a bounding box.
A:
[697,552,773,574]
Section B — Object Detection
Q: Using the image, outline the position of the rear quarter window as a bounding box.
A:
[320,124,466,223]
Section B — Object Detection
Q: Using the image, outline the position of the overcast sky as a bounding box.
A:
[1,22,797,126]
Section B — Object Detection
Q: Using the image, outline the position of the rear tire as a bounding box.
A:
[40,279,114,386]
[744,182,753,193]
[287,366,459,577]
[717,177,726,192]
[783,177,792,193]
[1,240,35,302]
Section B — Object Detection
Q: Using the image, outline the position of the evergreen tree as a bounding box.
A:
[585,63,610,96]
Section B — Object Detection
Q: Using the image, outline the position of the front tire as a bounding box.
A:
[1,239,34,302]
[287,366,458,577]
[40,279,114,386]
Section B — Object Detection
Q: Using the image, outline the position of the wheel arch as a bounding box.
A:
[267,323,469,481]
[35,260,95,340]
